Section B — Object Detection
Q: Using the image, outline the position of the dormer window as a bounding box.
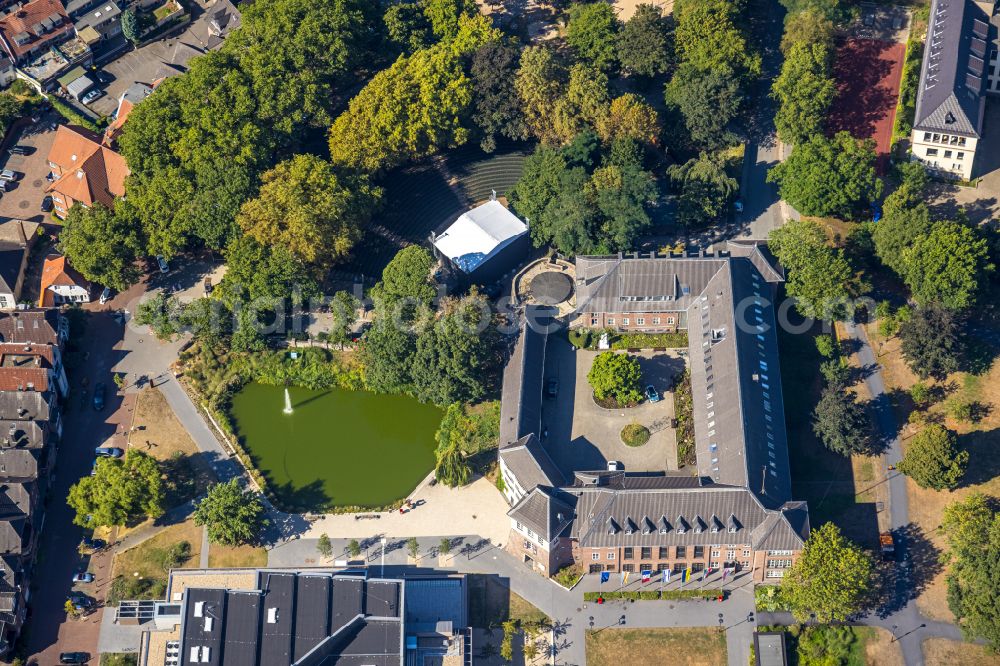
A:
[728,514,741,533]
[711,515,723,533]
[642,517,654,535]
[676,516,687,534]
[607,517,619,535]
[624,517,636,535]
[693,516,705,534]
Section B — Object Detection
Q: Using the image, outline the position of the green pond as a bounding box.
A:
[230,383,442,511]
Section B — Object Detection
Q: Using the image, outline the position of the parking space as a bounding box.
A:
[541,339,685,475]
[0,112,61,224]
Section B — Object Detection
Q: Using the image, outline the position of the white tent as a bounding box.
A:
[432,200,528,274]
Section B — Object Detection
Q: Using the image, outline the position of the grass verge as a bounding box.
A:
[207,543,268,568]
[586,628,726,666]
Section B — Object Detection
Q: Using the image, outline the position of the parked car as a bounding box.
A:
[68,593,92,609]
[95,446,123,458]
[0,169,18,181]
[607,460,623,472]
[0,180,9,192]
[81,89,103,105]
[99,286,111,304]
[72,572,95,584]
[7,145,29,156]
[645,385,661,403]
[546,378,559,398]
[156,255,169,273]
[90,459,97,476]
[733,199,744,213]
[93,70,114,85]
[59,653,90,664]
[92,382,105,411]
[41,195,53,212]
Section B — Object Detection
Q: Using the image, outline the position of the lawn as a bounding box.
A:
[131,387,216,507]
[586,628,726,666]
[922,638,1000,666]
[864,320,1000,622]
[113,520,202,582]
[468,574,550,628]
[207,543,268,569]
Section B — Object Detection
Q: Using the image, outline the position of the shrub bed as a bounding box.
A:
[620,423,651,447]
[672,369,695,467]
[568,328,689,350]
[583,589,723,602]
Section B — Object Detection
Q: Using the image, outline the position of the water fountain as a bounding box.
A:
[282,387,294,415]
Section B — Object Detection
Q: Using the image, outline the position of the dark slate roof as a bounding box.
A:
[178,572,409,666]
[0,449,38,481]
[0,518,27,555]
[0,391,54,422]
[750,501,811,552]
[507,486,576,542]
[0,483,32,520]
[570,470,705,490]
[0,310,64,346]
[575,254,727,314]
[913,0,990,136]
[0,243,26,296]
[0,421,45,449]
[499,433,564,492]
[499,320,547,447]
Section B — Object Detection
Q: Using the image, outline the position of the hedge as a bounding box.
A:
[583,589,723,602]
[567,328,689,350]
[893,35,924,141]
[50,98,100,133]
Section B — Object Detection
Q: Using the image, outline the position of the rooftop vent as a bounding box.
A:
[266,607,278,624]
[945,111,957,124]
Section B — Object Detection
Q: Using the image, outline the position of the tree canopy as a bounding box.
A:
[370,245,437,315]
[674,0,760,80]
[767,132,883,218]
[782,522,875,623]
[566,2,620,71]
[588,352,643,405]
[665,64,743,150]
[899,304,964,380]
[667,151,739,227]
[780,9,835,53]
[597,93,660,146]
[901,220,993,310]
[236,154,380,274]
[194,479,268,546]
[58,202,143,291]
[812,384,870,456]
[772,40,835,145]
[768,220,854,320]
[471,40,529,151]
[898,423,967,490]
[617,3,673,78]
[67,450,164,528]
[942,494,1000,649]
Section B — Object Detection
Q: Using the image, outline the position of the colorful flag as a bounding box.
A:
[701,568,708,582]
[600,571,610,584]
[641,570,651,583]
[681,568,689,584]
[623,571,629,585]
[663,569,670,584]
[721,568,729,583]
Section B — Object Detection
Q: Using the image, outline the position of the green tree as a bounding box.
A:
[407,536,420,559]
[566,2,620,70]
[361,320,417,394]
[410,295,494,405]
[328,290,361,348]
[768,220,853,320]
[820,359,851,389]
[597,93,660,146]
[767,132,883,218]
[328,16,499,173]
[193,479,268,546]
[181,297,232,346]
[780,9,835,53]
[587,163,656,249]
[58,203,143,292]
[674,0,760,79]
[121,7,141,44]
[236,154,380,273]
[942,494,1000,649]
[899,304,963,380]
[423,0,477,39]
[779,0,843,23]
[772,40,835,145]
[435,444,472,487]
[515,45,569,145]
[370,245,437,315]
[781,522,874,622]
[667,151,739,227]
[555,63,611,141]
[897,423,968,490]
[815,334,836,358]
[471,40,529,151]
[317,533,333,559]
[588,351,643,404]
[902,220,994,310]
[873,193,933,277]
[67,450,164,528]
[219,235,318,305]
[812,384,870,456]
[439,537,451,555]
[617,3,673,78]
[384,3,432,53]
[135,292,183,340]
[348,538,362,558]
[665,64,743,150]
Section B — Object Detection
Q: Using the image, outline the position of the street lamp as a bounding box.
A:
[380,537,387,579]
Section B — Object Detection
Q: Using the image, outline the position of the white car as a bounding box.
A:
[81,89,103,105]
[99,287,112,304]
[607,460,623,472]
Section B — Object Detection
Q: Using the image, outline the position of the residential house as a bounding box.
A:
[103,80,152,146]
[499,244,810,584]
[130,569,470,666]
[0,343,68,396]
[65,0,122,41]
[909,0,998,179]
[188,0,239,50]
[0,0,73,64]
[45,124,128,217]
[0,221,39,311]
[0,57,14,88]
[0,310,69,348]
[38,253,89,308]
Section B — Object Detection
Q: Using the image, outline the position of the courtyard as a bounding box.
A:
[542,337,685,475]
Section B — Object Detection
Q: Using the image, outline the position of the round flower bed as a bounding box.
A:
[620,423,651,447]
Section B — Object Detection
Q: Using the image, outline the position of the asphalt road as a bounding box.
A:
[24,314,137,664]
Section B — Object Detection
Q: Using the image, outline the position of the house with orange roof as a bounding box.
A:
[0,0,73,64]
[103,81,153,147]
[37,253,89,308]
[45,124,128,217]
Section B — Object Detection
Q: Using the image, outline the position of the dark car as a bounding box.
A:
[95,446,123,458]
[81,536,105,550]
[68,593,92,609]
[7,145,29,156]
[93,382,105,411]
[41,195,53,212]
[59,653,90,664]
[546,378,559,398]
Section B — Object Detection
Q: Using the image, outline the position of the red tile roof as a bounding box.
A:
[38,254,86,307]
[46,125,128,208]
[0,368,48,392]
[0,0,72,60]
